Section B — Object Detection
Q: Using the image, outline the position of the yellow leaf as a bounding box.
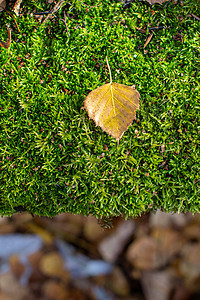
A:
[84,82,140,141]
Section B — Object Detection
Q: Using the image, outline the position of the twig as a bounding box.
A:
[33,11,51,15]
[6,10,21,33]
[0,28,11,49]
[123,0,145,7]
[43,0,66,24]
[148,25,171,31]
[136,25,170,33]
[163,0,171,8]
[59,11,70,37]
[190,13,200,21]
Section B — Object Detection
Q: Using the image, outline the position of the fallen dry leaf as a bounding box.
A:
[151,227,185,261]
[184,222,200,240]
[141,270,174,300]
[0,0,6,12]
[83,215,105,242]
[85,83,140,141]
[0,273,29,300]
[9,255,25,279]
[99,220,135,262]
[42,280,70,300]
[39,251,70,281]
[126,227,185,271]
[108,266,130,297]
[179,243,200,291]
[149,210,188,228]
[13,0,23,16]
[126,236,161,270]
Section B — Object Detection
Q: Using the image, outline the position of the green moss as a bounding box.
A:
[0,0,199,217]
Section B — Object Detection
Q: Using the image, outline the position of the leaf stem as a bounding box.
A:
[106,56,112,84]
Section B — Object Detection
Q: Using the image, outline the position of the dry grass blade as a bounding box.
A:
[190,13,200,21]
[144,32,154,48]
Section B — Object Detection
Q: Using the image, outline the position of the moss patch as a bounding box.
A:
[0,0,199,217]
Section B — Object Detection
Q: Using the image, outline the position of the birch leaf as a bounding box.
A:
[84,82,140,141]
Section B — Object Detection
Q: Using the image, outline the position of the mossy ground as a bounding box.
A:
[0,0,199,217]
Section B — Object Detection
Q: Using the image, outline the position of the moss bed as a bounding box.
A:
[0,0,199,217]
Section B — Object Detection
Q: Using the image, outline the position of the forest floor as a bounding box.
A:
[1,212,200,300]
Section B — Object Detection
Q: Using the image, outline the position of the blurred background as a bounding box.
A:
[1,211,200,300]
